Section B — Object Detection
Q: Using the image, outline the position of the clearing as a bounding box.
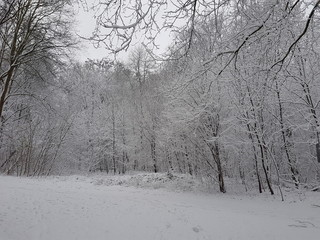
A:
[0,174,320,240]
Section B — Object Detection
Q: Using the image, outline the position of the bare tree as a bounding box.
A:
[0,0,75,120]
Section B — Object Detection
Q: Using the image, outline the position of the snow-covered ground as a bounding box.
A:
[1,174,320,240]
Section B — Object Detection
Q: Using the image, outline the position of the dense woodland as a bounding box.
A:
[1,0,320,195]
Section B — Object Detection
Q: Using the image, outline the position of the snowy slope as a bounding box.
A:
[0,175,320,240]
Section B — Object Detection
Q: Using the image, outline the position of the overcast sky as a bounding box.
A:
[74,5,108,61]
[74,2,172,62]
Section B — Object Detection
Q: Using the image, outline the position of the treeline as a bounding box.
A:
[1,0,320,194]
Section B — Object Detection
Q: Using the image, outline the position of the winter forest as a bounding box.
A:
[1,0,320,197]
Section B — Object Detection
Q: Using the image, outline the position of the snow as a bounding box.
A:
[90,172,211,192]
[1,174,320,240]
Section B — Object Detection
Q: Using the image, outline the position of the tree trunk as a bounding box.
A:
[275,81,299,187]
[151,134,157,173]
[112,103,116,174]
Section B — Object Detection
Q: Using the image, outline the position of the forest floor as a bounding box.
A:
[0,173,320,240]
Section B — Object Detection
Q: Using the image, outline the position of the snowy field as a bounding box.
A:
[1,174,320,240]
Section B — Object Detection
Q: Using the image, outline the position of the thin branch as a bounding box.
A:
[271,0,320,69]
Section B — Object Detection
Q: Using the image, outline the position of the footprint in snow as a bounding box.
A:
[288,220,316,228]
[192,226,201,233]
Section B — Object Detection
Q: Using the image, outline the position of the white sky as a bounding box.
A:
[73,1,173,62]
[74,5,109,61]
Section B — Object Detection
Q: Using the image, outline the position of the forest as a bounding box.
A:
[1,0,320,196]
